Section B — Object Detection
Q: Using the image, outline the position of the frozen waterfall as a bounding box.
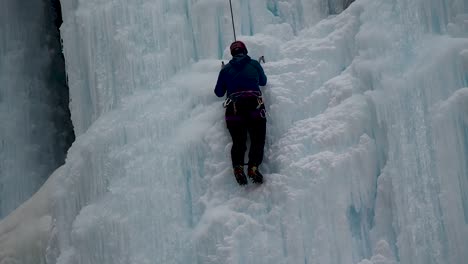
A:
[0,0,467,264]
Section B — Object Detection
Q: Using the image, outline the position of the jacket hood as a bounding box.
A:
[229,54,251,69]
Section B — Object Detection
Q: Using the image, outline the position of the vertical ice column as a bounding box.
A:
[363,0,468,263]
[60,0,198,134]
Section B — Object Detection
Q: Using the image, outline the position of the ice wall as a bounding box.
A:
[0,0,73,218]
[1,0,468,263]
[53,0,468,263]
[350,1,468,263]
[60,0,347,134]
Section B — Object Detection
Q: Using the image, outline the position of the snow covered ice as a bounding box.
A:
[1,0,468,264]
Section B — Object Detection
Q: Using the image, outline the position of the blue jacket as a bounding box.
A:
[214,55,267,98]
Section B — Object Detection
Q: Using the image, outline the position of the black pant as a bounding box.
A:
[225,97,266,168]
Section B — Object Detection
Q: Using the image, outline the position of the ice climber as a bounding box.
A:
[214,41,267,185]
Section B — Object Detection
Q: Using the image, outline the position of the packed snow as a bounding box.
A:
[1,0,468,264]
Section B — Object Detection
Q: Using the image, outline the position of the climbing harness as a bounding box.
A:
[223,90,265,117]
[223,91,263,107]
[228,0,237,41]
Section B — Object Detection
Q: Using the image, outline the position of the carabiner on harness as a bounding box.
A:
[222,97,236,115]
[223,98,232,108]
[256,97,264,109]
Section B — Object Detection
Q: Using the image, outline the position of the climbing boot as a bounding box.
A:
[233,166,248,185]
[248,166,263,184]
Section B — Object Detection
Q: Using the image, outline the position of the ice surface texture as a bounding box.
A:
[1,0,468,264]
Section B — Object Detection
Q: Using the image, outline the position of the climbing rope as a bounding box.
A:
[228,0,237,41]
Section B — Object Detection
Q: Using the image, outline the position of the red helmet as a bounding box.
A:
[230,41,248,56]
